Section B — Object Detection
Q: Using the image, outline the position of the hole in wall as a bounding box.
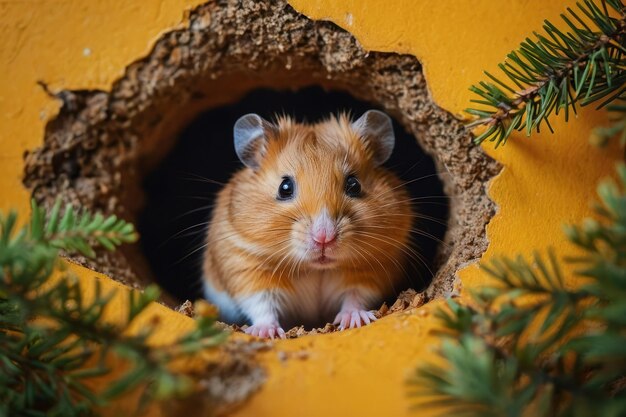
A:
[22,0,500,334]
[138,86,449,310]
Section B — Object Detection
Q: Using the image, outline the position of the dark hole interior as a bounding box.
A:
[138,86,449,320]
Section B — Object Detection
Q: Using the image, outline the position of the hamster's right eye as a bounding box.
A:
[277,176,295,201]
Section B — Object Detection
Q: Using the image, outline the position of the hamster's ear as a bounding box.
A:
[234,113,273,170]
[351,110,395,166]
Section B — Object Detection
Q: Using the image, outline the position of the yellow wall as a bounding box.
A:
[0,1,620,416]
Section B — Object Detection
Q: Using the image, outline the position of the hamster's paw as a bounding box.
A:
[333,309,377,330]
[245,322,286,339]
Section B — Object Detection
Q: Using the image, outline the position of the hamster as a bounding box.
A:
[202,110,413,338]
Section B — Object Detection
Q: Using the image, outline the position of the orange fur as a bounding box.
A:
[202,113,413,329]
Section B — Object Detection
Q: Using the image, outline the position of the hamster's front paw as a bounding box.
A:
[245,322,286,339]
[333,309,378,330]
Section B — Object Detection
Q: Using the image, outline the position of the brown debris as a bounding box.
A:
[175,299,194,317]
[166,338,272,416]
[201,339,271,409]
[376,303,389,318]
[230,289,428,339]
[384,289,427,315]
[282,322,339,338]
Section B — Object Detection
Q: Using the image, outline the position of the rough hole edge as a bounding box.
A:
[22,0,500,327]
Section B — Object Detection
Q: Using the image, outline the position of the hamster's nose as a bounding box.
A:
[312,229,336,247]
[311,208,337,249]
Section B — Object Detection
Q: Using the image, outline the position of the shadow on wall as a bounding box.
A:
[138,86,449,304]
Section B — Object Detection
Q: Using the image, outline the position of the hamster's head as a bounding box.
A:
[229,110,413,276]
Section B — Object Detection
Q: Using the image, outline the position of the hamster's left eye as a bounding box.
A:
[345,175,362,198]
[277,176,295,200]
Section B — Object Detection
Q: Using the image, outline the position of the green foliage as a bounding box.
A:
[0,201,226,417]
[410,164,626,417]
[466,0,626,147]
[590,101,626,147]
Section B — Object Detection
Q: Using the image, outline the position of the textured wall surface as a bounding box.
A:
[0,0,620,416]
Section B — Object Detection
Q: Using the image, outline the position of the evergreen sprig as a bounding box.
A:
[0,201,226,417]
[467,0,626,147]
[590,100,626,146]
[410,164,626,417]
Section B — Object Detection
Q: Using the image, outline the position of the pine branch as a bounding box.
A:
[410,164,626,416]
[467,0,626,147]
[0,201,226,417]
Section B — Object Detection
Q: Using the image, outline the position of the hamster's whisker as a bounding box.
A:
[353,230,435,278]
[295,249,310,279]
[410,229,450,247]
[351,210,449,248]
[353,210,415,218]
[364,236,412,281]
[402,227,452,249]
[251,208,301,225]
[355,211,448,229]
[205,218,295,229]
[344,240,382,279]
[286,250,303,282]
[354,233,433,281]
[282,213,301,223]
[353,211,419,222]
[371,202,448,216]
[365,171,452,206]
[408,194,455,200]
[269,245,296,285]
[289,249,309,279]
[165,234,205,266]
[399,243,436,279]
[287,204,309,224]
[411,214,449,227]
[348,237,400,294]
[289,249,309,278]
[232,247,288,286]
[248,244,292,285]
[247,207,300,224]
[254,240,296,267]
[398,158,426,177]
[374,195,455,209]
[175,195,215,201]
[406,201,450,208]
[352,237,396,277]
[259,245,291,273]
[172,204,216,221]
[363,220,450,239]
[345,250,360,274]
[367,210,449,227]
[403,227,450,247]
[159,221,212,248]
[398,157,453,181]
[270,247,291,279]
[386,234,435,278]
[207,222,292,237]
[173,242,209,265]
[169,229,209,241]
[247,241,292,274]
[177,171,226,186]
[198,230,293,259]
[385,173,447,194]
